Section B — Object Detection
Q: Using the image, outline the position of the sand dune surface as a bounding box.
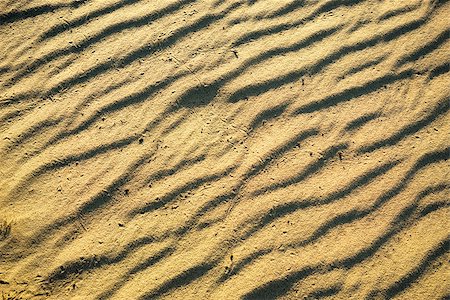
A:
[0,0,449,299]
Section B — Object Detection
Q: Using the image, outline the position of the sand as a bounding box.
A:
[0,0,449,299]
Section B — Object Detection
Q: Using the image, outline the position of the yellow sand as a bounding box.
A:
[0,0,449,299]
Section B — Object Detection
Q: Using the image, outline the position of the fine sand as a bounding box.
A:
[0,0,449,299]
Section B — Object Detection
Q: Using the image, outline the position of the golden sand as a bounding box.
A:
[0,0,449,299]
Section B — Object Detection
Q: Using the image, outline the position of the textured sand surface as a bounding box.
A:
[0,0,449,299]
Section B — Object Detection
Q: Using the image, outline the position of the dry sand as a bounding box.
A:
[0,0,449,299]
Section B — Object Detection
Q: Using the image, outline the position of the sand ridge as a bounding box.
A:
[0,0,449,299]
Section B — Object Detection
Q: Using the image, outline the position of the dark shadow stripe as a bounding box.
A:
[218,149,448,299]
[396,28,450,67]
[24,151,153,255]
[143,154,206,186]
[240,160,399,241]
[228,13,432,104]
[249,102,290,131]
[40,0,144,40]
[129,165,237,217]
[294,70,413,114]
[42,72,185,150]
[243,128,319,181]
[5,135,140,202]
[0,66,11,74]
[0,151,156,267]
[290,150,449,248]
[178,25,341,107]
[344,112,381,131]
[307,284,342,299]
[332,214,448,271]
[419,201,450,217]
[378,3,421,21]
[0,107,34,127]
[41,4,241,98]
[46,235,157,283]
[264,0,307,19]
[242,266,316,300]
[224,167,443,284]
[298,209,370,247]
[7,118,62,147]
[5,2,435,106]
[173,189,239,236]
[234,0,363,46]
[307,13,431,74]
[97,247,176,300]
[357,99,449,153]
[429,62,449,79]
[9,0,197,86]
[0,0,89,25]
[0,91,38,108]
[32,136,138,181]
[243,212,448,300]
[371,237,449,299]
[341,55,385,78]
[140,262,216,299]
[298,170,446,250]
[236,163,448,297]
[217,249,271,283]
[252,143,348,197]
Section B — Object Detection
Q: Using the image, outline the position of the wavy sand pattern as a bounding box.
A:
[0,0,449,299]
